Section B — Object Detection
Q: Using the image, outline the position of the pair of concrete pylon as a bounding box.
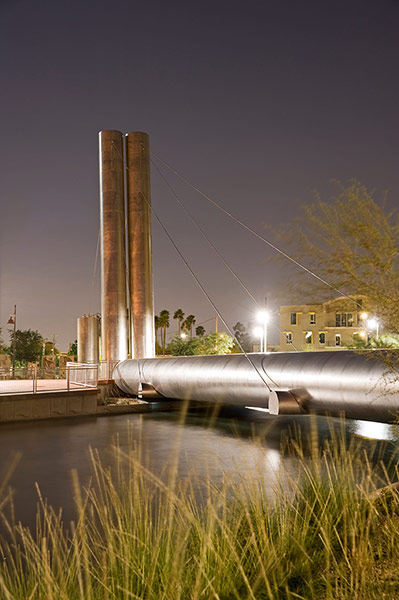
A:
[99,130,154,362]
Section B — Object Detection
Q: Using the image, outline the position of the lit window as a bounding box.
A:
[305,331,312,344]
[285,332,292,344]
[336,313,354,327]
[290,313,297,325]
[310,312,316,324]
[335,334,341,346]
[319,332,325,344]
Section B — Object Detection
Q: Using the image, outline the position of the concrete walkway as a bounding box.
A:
[0,379,83,395]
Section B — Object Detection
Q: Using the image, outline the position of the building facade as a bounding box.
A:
[279,296,373,351]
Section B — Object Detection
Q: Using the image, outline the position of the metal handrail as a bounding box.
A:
[66,363,99,388]
[0,364,99,395]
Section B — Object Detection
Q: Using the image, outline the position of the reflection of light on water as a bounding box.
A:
[354,420,395,441]
[266,448,281,471]
[245,406,270,413]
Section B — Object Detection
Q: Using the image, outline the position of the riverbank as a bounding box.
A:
[1,420,398,599]
[0,387,183,425]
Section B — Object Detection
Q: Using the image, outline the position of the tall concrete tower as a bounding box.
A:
[126,131,155,358]
[98,130,128,364]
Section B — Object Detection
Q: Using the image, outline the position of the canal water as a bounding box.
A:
[0,407,398,534]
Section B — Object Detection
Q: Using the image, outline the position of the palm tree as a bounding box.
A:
[173,309,185,336]
[158,309,170,354]
[183,314,196,339]
[154,315,160,349]
[195,325,205,337]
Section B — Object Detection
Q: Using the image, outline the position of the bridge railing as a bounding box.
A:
[0,364,99,395]
[66,363,99,390]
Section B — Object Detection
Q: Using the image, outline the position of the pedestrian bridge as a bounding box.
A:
[114,350,399,424]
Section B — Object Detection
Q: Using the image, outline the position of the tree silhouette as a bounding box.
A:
[8,329,43,363]
[273,180,399,332]
[183,315,196,339]
[158,310,170,353]
[173,309,185,336]
[233,322,252,352]
[68,340,77,356]
[154,315,160,347]
[195,325,206,337]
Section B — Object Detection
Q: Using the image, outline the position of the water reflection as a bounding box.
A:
[0,408,398,535]
[352,419,399,441]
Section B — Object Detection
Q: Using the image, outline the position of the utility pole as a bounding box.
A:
[7,305,16,378]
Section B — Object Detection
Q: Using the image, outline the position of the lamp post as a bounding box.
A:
[256,309,269,353]
[367,317,380,339]
[7,305,16,378]
[253,326,263,352]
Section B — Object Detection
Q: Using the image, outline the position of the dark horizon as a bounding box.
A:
[1,0,398,349]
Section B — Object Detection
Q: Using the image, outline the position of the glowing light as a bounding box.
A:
[253,326,263,338]
[180,332,187,339]
[256,309,270,353]
[359,331,366,338]
[257,310,269,324]
[360,312,368,320]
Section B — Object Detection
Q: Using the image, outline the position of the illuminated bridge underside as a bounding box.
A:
[114,350,399,423]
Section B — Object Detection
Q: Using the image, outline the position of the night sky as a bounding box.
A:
[1,0,398,350]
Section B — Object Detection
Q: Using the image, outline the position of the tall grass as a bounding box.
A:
[1,418,399,599]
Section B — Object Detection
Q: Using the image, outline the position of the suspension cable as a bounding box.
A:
[152,158,301,352]
[152,159,259,304]
[150,151,364,310]
[112,142,276,391]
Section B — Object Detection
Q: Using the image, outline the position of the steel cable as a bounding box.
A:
[151,151,364,311]
[112,141,276,392]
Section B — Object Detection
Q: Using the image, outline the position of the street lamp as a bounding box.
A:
[7,305,16,378]
[253,326,263,351]
[367,317,380,338]
[256,310,269,353]
[180,332,187,339]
